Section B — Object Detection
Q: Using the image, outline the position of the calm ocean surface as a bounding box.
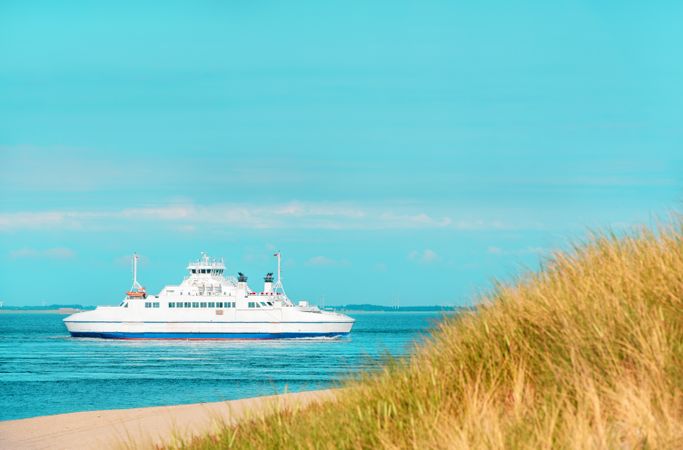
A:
[0,311,448,421]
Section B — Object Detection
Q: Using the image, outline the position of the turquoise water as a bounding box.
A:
[0,312,447,421]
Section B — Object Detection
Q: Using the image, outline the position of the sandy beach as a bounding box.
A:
[0,389,337,450]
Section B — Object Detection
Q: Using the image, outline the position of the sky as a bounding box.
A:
[0,1,681,307]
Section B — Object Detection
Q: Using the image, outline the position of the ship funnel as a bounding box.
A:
[237,272,249,297]
[263,272,274,294]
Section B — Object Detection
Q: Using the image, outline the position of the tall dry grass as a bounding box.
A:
[179,221,683,449]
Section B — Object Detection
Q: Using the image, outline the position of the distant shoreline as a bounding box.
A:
[333,309,460,313]
[0,309,82,315]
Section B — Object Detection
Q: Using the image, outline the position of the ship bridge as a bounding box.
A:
[187,252,225,276]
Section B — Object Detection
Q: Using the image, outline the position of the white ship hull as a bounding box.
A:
[65,306,354,339]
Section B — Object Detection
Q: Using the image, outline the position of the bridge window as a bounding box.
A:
[208,302,215,308]
[144,302,151,308]
[192,302,199,308]
[200,302,207,308]
[153,302,160,308]
[169,302,175,308]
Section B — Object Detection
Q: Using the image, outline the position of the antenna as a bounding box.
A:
[132,253,143,290]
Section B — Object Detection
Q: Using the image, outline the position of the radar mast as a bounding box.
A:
[126,253,146,298]
[273,251,287,297]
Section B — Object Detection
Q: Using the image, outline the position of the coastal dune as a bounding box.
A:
[0,389,337,450]
[182,222,683,448]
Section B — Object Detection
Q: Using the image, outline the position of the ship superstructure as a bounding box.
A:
[64,253,354,339]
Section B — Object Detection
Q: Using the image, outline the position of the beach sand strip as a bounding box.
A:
[0,389,337,450]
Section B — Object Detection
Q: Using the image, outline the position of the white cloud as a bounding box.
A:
[9,248,39,258]
[272,202,365,218]
[44,247,76,259]
[487,246,504,255]
[0,212,74,231]
[173,224,197,233]
[0,145,319,193]
[373,262,388,272]
[0,201,522,233]
[305,256,351,267]
[487,246,549,256]
[409,249,439,264]
[114,253,150,267]
[9,247,75,259]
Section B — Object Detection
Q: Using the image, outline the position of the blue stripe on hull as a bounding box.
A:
[69,331,349,339]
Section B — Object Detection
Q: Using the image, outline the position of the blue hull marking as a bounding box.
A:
[64,321,352,324]
[69,331,349,340]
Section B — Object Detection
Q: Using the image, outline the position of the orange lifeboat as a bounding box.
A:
[126,288,147,298]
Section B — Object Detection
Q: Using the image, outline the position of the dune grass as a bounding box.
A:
[177,220,683,449]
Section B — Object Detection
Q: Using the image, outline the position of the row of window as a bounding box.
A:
[248,301,274,308]
[190,269,224,275]
[142,301,274,309]
[168,301,236,308]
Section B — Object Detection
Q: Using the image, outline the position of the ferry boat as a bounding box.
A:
[64,253,354,339]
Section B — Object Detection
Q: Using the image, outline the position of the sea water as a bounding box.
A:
[0,311,449,421]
